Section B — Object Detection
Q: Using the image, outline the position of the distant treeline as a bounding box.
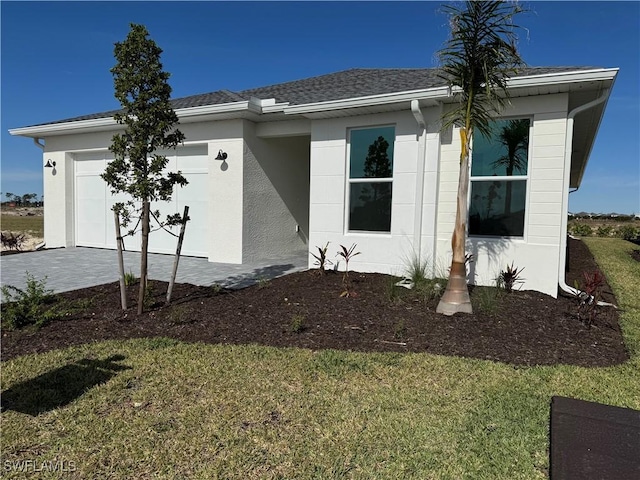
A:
[1,193,43,207]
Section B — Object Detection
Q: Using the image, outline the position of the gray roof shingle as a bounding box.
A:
[36,67,598,126]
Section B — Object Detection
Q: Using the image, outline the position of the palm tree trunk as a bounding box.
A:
[137,200,150,315]
[437,128,473,315]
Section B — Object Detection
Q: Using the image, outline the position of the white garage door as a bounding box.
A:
[75,145,209,257]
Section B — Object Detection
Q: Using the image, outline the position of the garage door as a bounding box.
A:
[75,145,209,257]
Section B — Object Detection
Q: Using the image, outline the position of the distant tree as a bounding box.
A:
[22,193,38,206]
[101,23,187,314]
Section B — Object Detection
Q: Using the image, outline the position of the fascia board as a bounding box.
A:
[283,87,452,115]
[9,101,257,137]
[506,68,618,88]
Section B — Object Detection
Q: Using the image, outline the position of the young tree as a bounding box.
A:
[102,23,187,314]
[436,1,525,315]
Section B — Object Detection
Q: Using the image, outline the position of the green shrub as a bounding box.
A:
[596,225,613,237]
[1,273,57,329]
[616,225,638,241]
[471,285,503,314]
[290,314,306,333]
[124,270,137,286]
[570,223,592,237]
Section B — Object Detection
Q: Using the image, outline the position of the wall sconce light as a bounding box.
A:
[44,160,56,168]
[215,150,228,161]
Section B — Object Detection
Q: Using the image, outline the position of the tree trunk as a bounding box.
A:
[137,201,150,315]
[437,128,473,315]
[114,210,127,311]
[166,205,189,304]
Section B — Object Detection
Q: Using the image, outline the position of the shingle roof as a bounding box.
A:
[38,67,598,126]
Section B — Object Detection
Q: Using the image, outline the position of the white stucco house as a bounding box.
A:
[9,67,617,297]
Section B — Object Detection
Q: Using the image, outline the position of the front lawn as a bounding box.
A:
[1,238,638,479]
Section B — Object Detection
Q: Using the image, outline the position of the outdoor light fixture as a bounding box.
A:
[44,160,56,168]
[215,150,228,161]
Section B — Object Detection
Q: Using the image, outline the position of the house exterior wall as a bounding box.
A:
[308,109,441,276]
[41,120,246,263]
[242,121,310,261]
[435,93,570,297]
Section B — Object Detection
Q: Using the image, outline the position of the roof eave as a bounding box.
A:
[9,100,288,138]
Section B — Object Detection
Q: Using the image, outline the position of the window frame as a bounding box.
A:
[468,116,533,239]
[345,125,396,234]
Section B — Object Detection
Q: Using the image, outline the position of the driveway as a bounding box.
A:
[1,247,308,298]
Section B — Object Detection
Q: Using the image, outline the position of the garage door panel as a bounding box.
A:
[176,173,208,256]
[76,175,106,247]
[75,147,208,257]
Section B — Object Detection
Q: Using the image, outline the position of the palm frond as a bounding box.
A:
[437,0,526,137]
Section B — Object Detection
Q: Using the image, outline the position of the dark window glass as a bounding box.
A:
[349,182,392,232]
[471,119,529,177]
[470,118,530,237]
[469,180,526,236]
[349,127,395,179]
[348,126,394,232]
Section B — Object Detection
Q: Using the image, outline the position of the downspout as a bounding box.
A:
[411,100,427,262]
[33,138,47,250]
[558,89,614,306]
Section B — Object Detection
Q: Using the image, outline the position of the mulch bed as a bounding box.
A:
[631,249,640,262]
[1,238,629,367]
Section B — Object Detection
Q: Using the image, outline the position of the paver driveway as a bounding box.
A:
[1,247,308,297]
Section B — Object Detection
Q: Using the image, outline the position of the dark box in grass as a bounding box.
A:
[550,396,640,479]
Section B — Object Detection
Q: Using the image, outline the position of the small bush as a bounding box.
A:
[1,273,57,329]
[596,225,613,237]
[616,225,638,241]
[393,319,407,341]
[497,262,524,293]
[257,277,271,289]
[573,270,605,327]
[570,223,592,237]
[124,270,137,286]
[290,314,306,333]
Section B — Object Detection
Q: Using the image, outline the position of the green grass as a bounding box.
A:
[2,238,639,479]
[1,215,44,237]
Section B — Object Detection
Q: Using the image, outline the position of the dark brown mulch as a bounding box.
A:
[1,238,629,367]
[631,250,640,263]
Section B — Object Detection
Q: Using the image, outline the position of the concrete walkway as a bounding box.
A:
[1,247,308,298]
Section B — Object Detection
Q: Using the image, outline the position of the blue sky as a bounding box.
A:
[2,1,639,214]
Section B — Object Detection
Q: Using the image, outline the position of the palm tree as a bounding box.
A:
[493,119,529,216]
[436,0,525,316]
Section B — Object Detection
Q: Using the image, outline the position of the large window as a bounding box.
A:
[469,118,530,237]
[348,126,394,232]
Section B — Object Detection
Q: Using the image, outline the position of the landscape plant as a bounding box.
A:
[102,23,188,314]
[436,0,526,315]
[337,243,361,297]
[573,269,605,327]
[497,262,524,292]
[1,273,56,329]
[311,242,333,273]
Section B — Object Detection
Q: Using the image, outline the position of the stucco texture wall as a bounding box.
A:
[242,121,310,262]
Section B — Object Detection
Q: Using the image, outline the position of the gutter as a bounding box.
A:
[558,88,615,307]
[410,100,427,263]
